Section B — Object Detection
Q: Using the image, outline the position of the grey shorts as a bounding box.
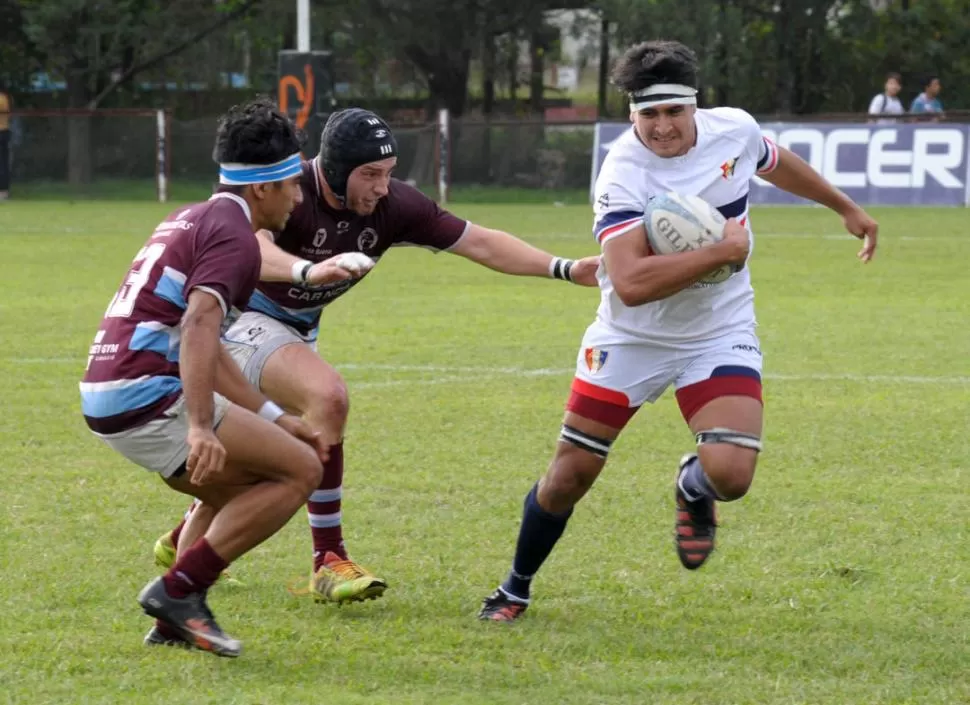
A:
[222,311,317,389]
[97,393,230,478]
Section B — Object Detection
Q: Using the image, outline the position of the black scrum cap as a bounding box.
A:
[318,108,398,201]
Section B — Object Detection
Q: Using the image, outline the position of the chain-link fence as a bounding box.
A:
[126,116,596,197]
[8,110,162,198]
[11,108,970,201]
[438,120,595,191]
[5,111,598,200]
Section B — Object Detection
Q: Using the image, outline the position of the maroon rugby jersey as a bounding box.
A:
[247,158,468,337]
[80,193,261,434]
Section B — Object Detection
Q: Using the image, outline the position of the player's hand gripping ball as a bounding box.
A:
[643,192,740,284]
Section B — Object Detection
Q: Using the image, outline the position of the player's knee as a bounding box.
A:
[299,461,324,499]
[289,446,324,498]
[696,427,761,501]
[545,461,596,501]
[546,436,608,503]
[698,448,757,500]
[710,465,755,500]
[305,378,350,425]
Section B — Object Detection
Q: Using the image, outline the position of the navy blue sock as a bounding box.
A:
[678,455,720,501]
[500,483,572,602]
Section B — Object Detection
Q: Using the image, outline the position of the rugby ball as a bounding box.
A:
[643,192,734,285]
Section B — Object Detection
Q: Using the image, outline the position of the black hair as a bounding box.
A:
[886,72,902,83]
[212,96,304,166]
[610,40,698,96]
[922,75,940,89]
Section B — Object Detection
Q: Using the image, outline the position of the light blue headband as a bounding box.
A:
[218,152,302,185]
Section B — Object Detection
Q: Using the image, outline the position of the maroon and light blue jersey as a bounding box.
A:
[80,193,261,434]
[248,159,468,338]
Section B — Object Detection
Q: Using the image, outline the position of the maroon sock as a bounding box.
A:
[308,441,346,570]
[161,538,227,599]
[169,517,187,549]
[169,500,199,549]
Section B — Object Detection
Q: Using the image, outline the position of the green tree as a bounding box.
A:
[599,0,970,115]
[18,0,261,183]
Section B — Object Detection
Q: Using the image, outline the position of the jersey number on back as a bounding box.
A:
[106,243,167,318]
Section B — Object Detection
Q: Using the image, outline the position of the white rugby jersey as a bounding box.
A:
[592,107,779,344]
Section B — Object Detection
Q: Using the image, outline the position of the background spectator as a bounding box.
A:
[868,72,904,123]
[910,75,944,117]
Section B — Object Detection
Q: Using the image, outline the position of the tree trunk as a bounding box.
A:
[427,60,470,117]
[716,0,729,105]
[281,4,296,50]
[775,1,795,114]
[597,15,609,118]
[66,67,92,187]
[691,0,707,107]
[507,34,519,101]
[482,31,496,183]
[407,46,471,119]
[529,28,544,116]
[483,32,496,117]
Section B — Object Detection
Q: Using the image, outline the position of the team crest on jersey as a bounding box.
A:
[720,155,741,179]
[584,347,608,373]
[357,228,379,252]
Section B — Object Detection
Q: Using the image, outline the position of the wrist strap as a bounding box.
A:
[257,400,285,423]
[291,259,313,285]
[549,257,576,283]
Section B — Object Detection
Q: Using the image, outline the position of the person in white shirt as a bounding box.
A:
[478,39,879,623]
[868,72,904,124]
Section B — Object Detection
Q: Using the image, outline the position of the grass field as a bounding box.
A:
[1,200,968,704]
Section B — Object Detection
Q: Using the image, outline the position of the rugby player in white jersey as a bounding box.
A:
[479,40,878,622]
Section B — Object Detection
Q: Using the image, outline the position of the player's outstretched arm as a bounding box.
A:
[254,229,307,282]
[448,223,600,286]
[254,229,373,286]
[604,222,749,306]
[760,147,878,262]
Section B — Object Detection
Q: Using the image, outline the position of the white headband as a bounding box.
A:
[629,83,698,111]
[219,152,303,185]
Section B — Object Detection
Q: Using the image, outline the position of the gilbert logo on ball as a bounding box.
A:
[644,192,735,286]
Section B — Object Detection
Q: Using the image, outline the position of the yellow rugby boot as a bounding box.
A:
[310,552,388,604]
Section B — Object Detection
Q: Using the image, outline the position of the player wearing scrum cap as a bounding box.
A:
[478,40,879,623]
[152,107,601,607]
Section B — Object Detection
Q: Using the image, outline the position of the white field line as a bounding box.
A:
[0,226,953,243]
[9,358,969,386]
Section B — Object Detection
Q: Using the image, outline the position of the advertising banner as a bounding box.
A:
[591,121,970,206]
